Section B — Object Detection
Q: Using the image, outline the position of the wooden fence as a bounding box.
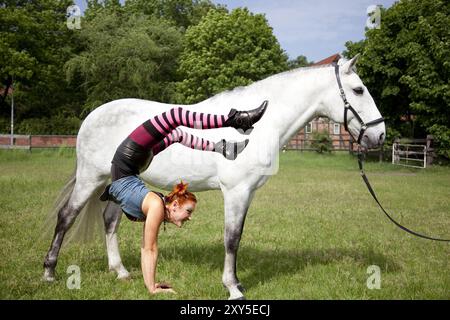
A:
[0,134,434,166]
[284,135,388,162]
[284,136,355,152]
[0,134,77,150]
[0,133,363,153]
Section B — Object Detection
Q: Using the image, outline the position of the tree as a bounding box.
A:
[65,10,183,113]
[124,0,221,30]
[0,0,82,124]
[311,130,332,154]
[175,8,289,104]
[344,0,450,157]
[288,55,312,69]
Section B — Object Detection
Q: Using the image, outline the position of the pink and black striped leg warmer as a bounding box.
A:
[156,107,228,131]
[151,128,216,156]
[129,107,229,149]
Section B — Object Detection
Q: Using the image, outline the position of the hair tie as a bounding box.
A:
[175,180,189,195]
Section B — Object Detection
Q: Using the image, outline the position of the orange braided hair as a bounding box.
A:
[165,180,197,205]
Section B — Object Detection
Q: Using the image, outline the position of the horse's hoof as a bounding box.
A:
[237,284,246,293]
[229,296,246,300]
[117,271,131,280]
[118,275,131,281]
[42,270,55,282]
[42,276,55,282]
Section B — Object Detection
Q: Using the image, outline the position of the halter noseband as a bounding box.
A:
[334,63,384,145]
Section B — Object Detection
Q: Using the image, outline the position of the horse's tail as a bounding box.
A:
[41,161,105,246]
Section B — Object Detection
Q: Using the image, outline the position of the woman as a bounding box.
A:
[140,181,197,294]
[100,101,268,294]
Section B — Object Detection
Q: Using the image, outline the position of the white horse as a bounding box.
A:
[43,55,385,299]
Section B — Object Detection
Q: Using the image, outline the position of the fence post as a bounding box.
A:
[26,135,31,153]
[392,141,395,164]
[423,145,427,169]
[392,138,399,165]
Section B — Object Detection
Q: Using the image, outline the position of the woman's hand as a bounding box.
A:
[156,282,172,289]
[151,282,177,294]
[152,287,177,294]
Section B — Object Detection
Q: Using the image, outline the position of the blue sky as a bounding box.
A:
[74,0,398,62]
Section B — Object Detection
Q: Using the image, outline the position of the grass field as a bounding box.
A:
[0,149,449,300]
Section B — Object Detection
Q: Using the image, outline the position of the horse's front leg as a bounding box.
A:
[222,185,255,300]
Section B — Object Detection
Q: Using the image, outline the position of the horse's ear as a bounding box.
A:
[343,54,360,74]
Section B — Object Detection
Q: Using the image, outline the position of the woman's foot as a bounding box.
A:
[225,100,268,133]
[214,139,249,160]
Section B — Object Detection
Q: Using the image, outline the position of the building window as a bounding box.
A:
[305,122,312,133]
[333,123,340,135]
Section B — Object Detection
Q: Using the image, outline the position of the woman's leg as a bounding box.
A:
[151,128,248,160]
[129,107,227,149]
[151,128,213,155]
[129,101,267,150]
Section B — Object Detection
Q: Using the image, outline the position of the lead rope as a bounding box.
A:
[357,147,450,242]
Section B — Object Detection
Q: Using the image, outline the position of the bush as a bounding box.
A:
[429,125,450,160]
[0,117,10,133]
[310,131,332,153]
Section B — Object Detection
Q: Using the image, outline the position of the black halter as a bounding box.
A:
[334,63,384,145]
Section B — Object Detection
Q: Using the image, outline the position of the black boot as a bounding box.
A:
[214,139,249,160]
[224,100,268,133]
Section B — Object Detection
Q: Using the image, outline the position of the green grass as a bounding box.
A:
[0,149,449,299]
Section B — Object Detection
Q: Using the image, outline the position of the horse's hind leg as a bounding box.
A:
[43,179,104,281]
[103,201,130,280]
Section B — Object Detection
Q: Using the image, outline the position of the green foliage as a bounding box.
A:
[124,0,220,30]
[175,8,289,104]
[429,125,450,159]
[0,0,83,121]
[287,55,312,69]
[0,1,295,132]
[0,117,9,133]
[384,126,402,146]
[343,39,366,59]
[65,11,183,113]
[310,131,332,153]
[344,0,450,158]
[1,0,218,129]
[14,115,81,135]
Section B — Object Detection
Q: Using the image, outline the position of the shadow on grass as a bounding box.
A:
[121,242,401,290]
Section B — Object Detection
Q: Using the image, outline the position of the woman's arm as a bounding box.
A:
[140,193,175,294]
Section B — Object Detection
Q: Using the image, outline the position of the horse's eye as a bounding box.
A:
[353,87,364,95]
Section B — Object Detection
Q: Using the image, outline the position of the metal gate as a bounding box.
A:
[392,142,427,169]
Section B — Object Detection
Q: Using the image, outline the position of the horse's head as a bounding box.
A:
[320,55,385,149]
